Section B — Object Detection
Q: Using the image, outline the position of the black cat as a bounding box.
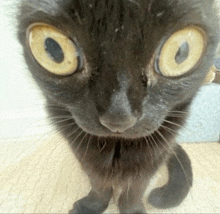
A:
[17,0,220,213]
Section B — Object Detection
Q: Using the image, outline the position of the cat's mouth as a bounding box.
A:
[99,116,138,134]
[71,115,157,139]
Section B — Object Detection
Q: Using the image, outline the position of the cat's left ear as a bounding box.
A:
[206,0,220,84]
[204,43,220,84]
[205,59,220,84]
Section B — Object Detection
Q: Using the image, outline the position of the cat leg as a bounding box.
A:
[148,144,193,209]
[118,179,148,214]
[69,186,113,214]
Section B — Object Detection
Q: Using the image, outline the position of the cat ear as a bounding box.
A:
[204,60,220,84]
[212,58,220,84]
[204,41,220,85]
[209,0,220,84]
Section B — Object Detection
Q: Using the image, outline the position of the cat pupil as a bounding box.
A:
[44,38,64,63]
[175,42,189,64]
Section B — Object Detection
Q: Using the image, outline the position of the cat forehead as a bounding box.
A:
[22,0,214,19]
[21,0,215,47]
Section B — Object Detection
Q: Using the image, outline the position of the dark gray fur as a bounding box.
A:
[17,1,220,213]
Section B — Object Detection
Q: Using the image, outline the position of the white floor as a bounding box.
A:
[0,134,220,213]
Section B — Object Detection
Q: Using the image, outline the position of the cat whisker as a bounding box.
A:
[44,118,74,128]
[47,122,77,136]
[168,110,188,114]
[148,0,155,13]
[163,119,185,129]
[47,116,73,120]
[99,139,107,153]
[50,117,75,126]
[103,162,110,188]
[167,114,187,118]
[167,110,188,116]
[46,122,76,135]
[143,137,154,168]
[81,134,93,160]
[66,127,81,139]
[148,134,166,163]
[19,117,51,132]
[45,105,71,112]
[72,130,87,150]
[60,121,77,130]
[22,116,74,134]
[160,124,178,136]
[45,103,65,107]
[45,107,70,112]
[163,118,195,139]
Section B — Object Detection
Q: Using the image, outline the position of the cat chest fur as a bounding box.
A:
[73,136,172,189]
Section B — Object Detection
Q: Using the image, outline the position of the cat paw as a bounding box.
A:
[69,204,94,213]
[130,210,146,214]
[69,197,108,214]
[119,204,146,214]
[69,203,99,214]
[120,209,146,214]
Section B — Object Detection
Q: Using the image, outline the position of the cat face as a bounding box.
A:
[18,0,220,139]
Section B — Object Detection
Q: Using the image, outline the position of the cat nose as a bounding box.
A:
[99,114,137,133]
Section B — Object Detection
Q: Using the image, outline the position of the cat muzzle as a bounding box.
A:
[99,116,137,133]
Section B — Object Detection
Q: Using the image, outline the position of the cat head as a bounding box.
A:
[18,0,220,139]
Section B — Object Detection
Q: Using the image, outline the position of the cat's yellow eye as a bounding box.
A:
[27,23,79,76]
[157,26,207,77]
